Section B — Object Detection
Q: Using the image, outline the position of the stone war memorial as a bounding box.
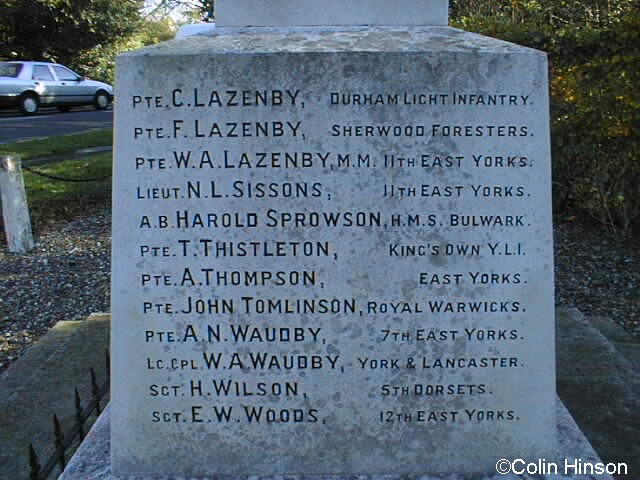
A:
[59,0,613,478]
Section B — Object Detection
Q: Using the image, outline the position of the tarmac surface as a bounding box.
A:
[0,108,113,144]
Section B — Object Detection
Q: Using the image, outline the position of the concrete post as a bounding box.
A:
[0,155,34,253]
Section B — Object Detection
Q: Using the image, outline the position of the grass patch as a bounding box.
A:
[23,152,112,228]
[0,129,112,160]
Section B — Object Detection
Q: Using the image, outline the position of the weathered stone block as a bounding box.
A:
[112,25,554,477]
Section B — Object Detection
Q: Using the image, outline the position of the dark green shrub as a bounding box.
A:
[454,12,640,234]
[551,15,640,233]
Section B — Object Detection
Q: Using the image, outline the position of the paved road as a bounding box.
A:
[0,107,113,144]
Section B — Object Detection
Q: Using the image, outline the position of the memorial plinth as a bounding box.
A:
[60,399,615,480]
[111,3,556,477]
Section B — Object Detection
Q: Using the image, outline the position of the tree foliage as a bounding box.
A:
[74,17,174,83]
[0,0,143,66]
[144,0,213,22]
[450,0,635,28]
[452,0,640,234]
[0,1,176,83]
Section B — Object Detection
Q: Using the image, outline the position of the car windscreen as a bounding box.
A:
[0,62,23,78]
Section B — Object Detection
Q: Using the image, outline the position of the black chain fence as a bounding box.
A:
[22,165,111,183]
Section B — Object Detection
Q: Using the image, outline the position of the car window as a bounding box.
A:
[52,65,80,81]
[32,65,54,81]
[0,62,23,77]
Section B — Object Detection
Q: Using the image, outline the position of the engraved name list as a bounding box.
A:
[111,49,554,475]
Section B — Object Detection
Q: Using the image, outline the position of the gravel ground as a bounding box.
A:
[0,208,638,374]
[554,218,640,335]
[0,209,111,373]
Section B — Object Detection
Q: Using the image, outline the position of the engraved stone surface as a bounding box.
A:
[216,0,449,26]
[61,398,616,480]
[111,26,555,477]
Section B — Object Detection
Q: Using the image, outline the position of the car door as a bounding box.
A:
[30,64,57,105]
[51,65,88,104]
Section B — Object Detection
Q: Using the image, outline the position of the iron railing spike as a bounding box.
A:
[28,443,41,480]
[27,358,111,479]
[90,367,101,414]
[74,387,85,440]
[53,414,66,471]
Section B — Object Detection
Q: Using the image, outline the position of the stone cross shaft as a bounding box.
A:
[216,0,449,26]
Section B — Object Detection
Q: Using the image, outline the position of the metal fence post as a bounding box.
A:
[0,155,34,253]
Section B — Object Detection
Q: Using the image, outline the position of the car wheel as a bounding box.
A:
[94,90,110,110]
[57,105,72,112]
[19,92,39,115]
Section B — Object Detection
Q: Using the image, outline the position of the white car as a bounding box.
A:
[0,61,113,114]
